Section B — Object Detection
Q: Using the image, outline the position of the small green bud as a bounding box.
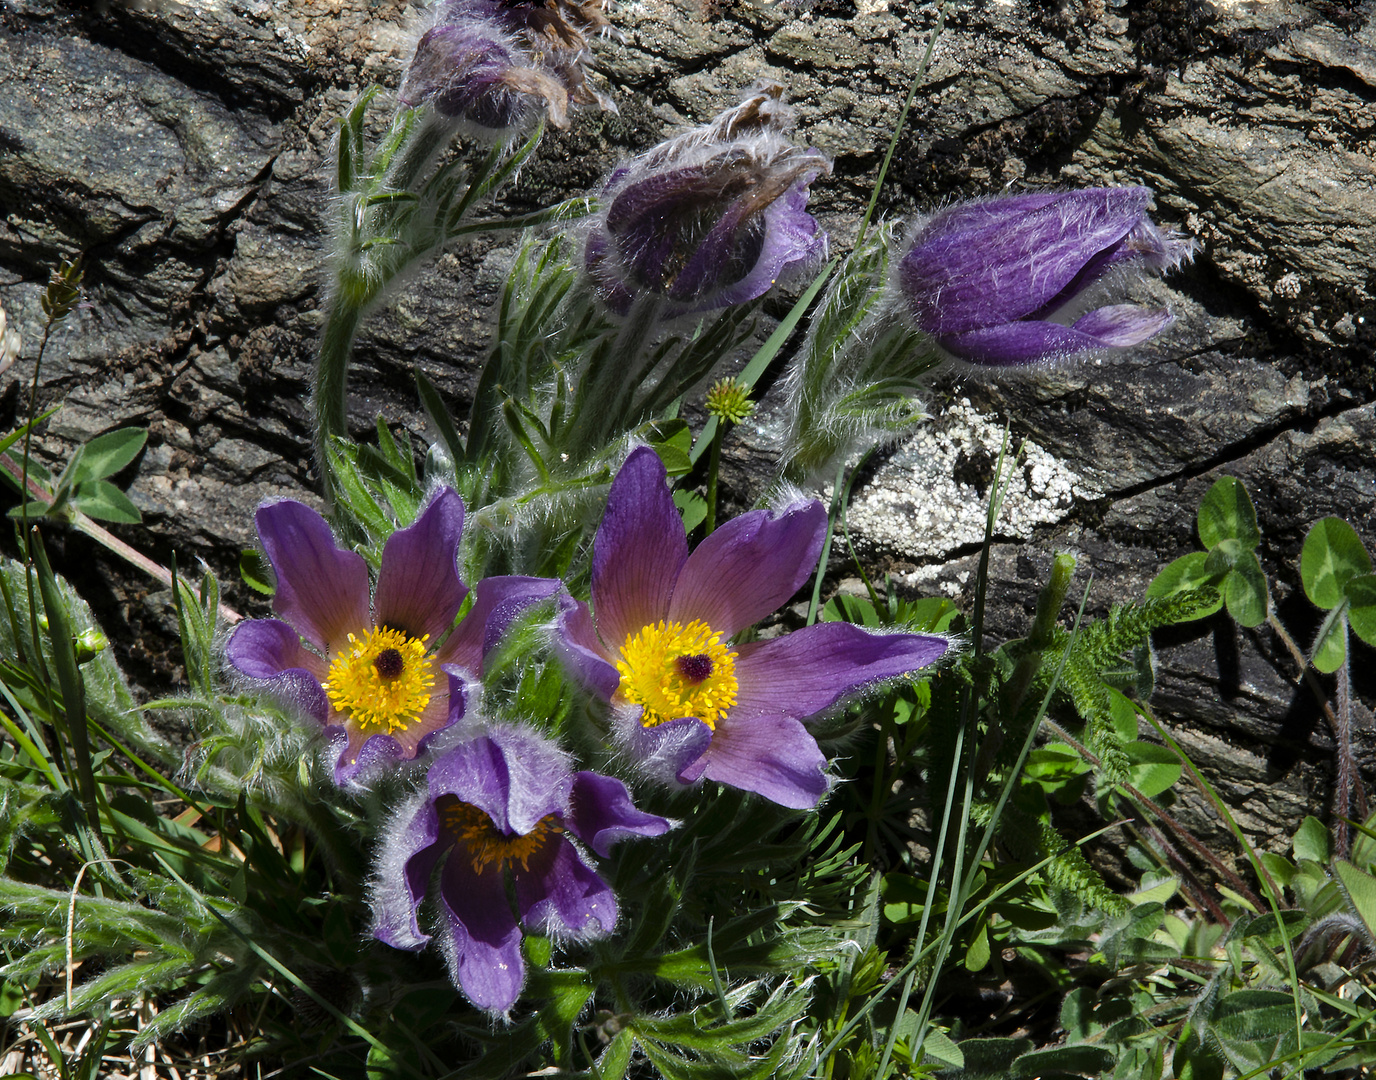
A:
[705,378,755,425]
[73,627,109,663]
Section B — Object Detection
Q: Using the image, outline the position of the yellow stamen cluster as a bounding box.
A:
[438,797,563,874]
[616,618,739,730]
[324,626,434,734]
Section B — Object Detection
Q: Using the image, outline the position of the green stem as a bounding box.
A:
[704,421,724,536]
[313,289,366,499]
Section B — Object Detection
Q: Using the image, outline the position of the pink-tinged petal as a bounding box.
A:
[256,500,370,655]
[437,855,525,1014]
[616,713,713,789]
[373,489,469,644]
[701,712,828,810]
[371,792,442,951]
[732,623,948,722]
[567,772,673,857]
[338,668,469,785]
[554,597,621,701]
[711,177,829,310]
[669,499,826,636]
[334,727,404,787]
[514,837,618,938]
[939,306,1173,367]
[591,447,687,651]
[435,575,562,674]
[224,619,330,726]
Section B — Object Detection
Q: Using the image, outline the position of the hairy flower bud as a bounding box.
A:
[584,82,831,317]
[401,0,615,136]
[897,186,1195,366]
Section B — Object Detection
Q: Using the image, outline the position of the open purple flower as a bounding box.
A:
[370,725,671,1014]
[898,186,1194,367]
[584,82,830,317]
[225,489,560,785]
[555,448,949,809]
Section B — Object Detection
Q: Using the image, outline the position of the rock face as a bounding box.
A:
[0,0,1373,851]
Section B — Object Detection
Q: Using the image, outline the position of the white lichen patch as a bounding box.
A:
[836,398,1102,563]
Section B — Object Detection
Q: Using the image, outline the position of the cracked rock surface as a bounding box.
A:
[1,0,1373,852]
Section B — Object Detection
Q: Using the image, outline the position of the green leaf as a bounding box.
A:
[946,1038,1034,1080]
[239,548,275,595]
[1346,573,1376,648]
[1293,815,1331,863]
[1197,476,1260,550]
[1301,516,1372,610]
[821,593,880,627]
[70,427,147,484]
[964,924,991,972]
[1011,1043,1116,1077]
[920,1027,964,1069]
[72,480,142,523]
[1125,741,1182,798]
[1146,552,1223,612]
[1223,551,1269,628]
[1211,989,1295,1042]
[1335,860,1376,939]
[673,490,707,534]
[1311,609,1347,674]
[644,419,694,477]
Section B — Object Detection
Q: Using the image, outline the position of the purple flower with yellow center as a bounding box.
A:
[556,447,949,809]
[584,82,830,317]
[898,186,1194,367]
[370,725,671,1014]
[225,489,560,785]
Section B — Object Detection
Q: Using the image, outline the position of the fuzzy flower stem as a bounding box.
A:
[314,290,365,495]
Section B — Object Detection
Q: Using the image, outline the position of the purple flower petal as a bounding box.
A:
[332,669,466,785]
[700,712,828,809]
[437,854,525,1013]
[567,771,673,857]
[256,500,370,655]
[939,305,1174,367]
[711,176,828,310]
[371,793,442,951]
[514,837,618,937]
[224,618,330,725]
[590,447,687,652]
[618,713,714,788]
[427,728,572,835]
[435,575,562,674]
[902,188,1153,336]
[554,596,621,700]
[669,499,826,637]
[731,622,948,722]
[373,489,469,645]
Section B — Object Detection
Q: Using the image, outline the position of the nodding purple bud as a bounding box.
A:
[401,0,617,135]
[584,82,831,317]
[897,186,1196,367]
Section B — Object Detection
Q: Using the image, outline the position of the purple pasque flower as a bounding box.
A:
[225,488,560,785]
[401,0,614,135]
[584,82,831,317]
[898,186,1195,367]
[370,724,672,1014]
[555,448,949,810]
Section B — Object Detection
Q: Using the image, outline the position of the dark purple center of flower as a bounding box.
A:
[675,653,714,684]
[374,648,406,681]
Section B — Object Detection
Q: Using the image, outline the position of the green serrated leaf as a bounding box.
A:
[1346,573,1376,648]
[1224,551,1269,628]
[73,480,142,523]
[1197,476,1260,550]
[1301,516,1372,610]
[70,427,147,484]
